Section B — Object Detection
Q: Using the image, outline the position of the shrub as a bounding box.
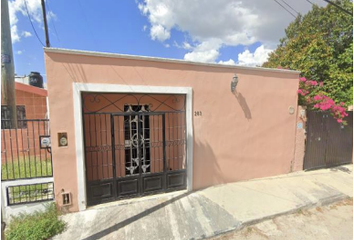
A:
[298,77,348,124]
[5,203,66,240]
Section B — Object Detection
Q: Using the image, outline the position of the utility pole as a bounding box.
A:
[41,0,50,47]
[1,0,17,128]
[1,212,5,240]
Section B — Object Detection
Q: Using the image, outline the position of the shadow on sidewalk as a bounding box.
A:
[330,165,352,174]
[82,191,194,240]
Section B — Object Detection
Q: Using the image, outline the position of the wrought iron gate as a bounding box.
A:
[82,93,187,206]
[304,111,353,170]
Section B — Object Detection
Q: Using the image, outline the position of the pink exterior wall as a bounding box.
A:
[292,106,307,172]
[44,49,299,212]
[0,82,48,119]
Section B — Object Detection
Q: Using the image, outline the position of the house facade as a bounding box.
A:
[1,82,48,162]
[44,48,300,212]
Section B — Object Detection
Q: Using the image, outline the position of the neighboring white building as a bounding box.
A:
[15,74,29,85]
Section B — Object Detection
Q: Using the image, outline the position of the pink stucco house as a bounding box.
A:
[44,48,300,212]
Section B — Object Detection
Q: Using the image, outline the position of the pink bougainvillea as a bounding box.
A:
[311,94,348,123]
[297,89,305,96]
[298,77,348,124]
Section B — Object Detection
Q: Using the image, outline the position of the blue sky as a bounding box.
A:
[9,0,324,82]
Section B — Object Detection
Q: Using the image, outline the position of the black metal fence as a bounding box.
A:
[1,119,52,180]
[6,182,54,205]
[304,111,353,170]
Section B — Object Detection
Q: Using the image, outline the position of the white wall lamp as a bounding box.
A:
[231,73,238,92]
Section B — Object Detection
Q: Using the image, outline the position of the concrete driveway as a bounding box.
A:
[53,165,353,240]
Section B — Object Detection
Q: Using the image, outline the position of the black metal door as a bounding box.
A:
[325,112,353,166]
[112,112,167,199]
[304,111,353,170]
[303,112,328,170]
[84,113,116,206]
[84,111,186,206]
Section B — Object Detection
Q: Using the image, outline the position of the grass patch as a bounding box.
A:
[5,203,66,240]
[1,157,52,180]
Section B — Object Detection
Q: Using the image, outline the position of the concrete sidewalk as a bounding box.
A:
[54,165,353,240]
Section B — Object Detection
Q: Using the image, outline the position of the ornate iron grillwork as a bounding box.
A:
[82,93,187,206]
[123,104,151,175]
[82,93,185,113]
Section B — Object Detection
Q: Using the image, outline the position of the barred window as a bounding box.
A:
[1,105,27,129]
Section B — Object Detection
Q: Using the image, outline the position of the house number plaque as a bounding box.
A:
[194,111,202,117]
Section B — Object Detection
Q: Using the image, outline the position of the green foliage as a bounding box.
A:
[1,157,52,180]
[263,0,353,105]
[5,203,66,240]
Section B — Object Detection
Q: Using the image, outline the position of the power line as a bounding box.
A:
[45,0,62,46]
[76,0,98,46]
[23,0,45,47]
[272,0,297,18]
[305,0,316,5]
[280,0,300,15]
[322,0,353,16]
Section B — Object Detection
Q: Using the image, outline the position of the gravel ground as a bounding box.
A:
[211,198,353,240]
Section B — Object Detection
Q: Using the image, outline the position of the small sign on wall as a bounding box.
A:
[194,111,202,117]
[297,122,303,129]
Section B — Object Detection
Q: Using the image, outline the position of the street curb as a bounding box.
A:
[203,193,351,240]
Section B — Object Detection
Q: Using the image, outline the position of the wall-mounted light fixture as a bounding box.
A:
[231,74,238,92]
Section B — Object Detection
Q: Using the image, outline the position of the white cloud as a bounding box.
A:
[8,0,44,43]
[47,10,57,21]
[23,0,42,22]
[218,59,236,65]
[173,41,193,50]
[22,31,32,37]
[11,25,20,43]
[184,39,221,63]
[238,45,273,67]
[9,0,21,43]
[9,0,42,23]
[143,25,147,31]
[184,49,219,63]
[16,50,23,55]
[182,42,192,50]
[150,24,170,41]
[138,0,325,64]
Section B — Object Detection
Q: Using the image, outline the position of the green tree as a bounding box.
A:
[263,0,353,105]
